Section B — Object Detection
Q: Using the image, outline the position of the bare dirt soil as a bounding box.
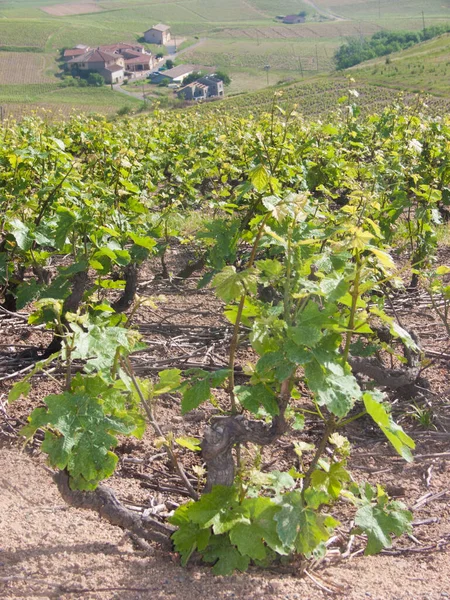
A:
[1,247,450,600]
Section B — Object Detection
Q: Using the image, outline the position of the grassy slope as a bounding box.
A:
[349,33,450,96]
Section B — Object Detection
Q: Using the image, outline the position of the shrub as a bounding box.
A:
[87,73,105,87]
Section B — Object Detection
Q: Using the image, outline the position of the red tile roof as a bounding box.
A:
[68,48,119,64]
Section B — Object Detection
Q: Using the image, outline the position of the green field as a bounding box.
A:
[0,0,449,119]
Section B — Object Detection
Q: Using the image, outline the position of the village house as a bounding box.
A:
[144,24,171,45]
[177,81,208,101]
[65,42,154,82]
[177,75,224,101]
[99,43,154,72]
[67,48,126,84]
[197,75,224,97]
[63,44,90,62]
[150,64,195,84]
[282,14,306,24]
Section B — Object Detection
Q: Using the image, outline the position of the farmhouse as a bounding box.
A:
[144,24,171,45]
[283,15,306,24]
[150,64,195,84]
[63,44,90,61]
[67,48,125,84]
[65,42,154,81]
[100,43,154,72]
[177,82,208,101]
[100,42,145,55]
[177,75,224,101]
[197,75,224,97]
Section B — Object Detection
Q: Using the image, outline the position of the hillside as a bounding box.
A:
[350,33,450,96]
[0,0,449,119]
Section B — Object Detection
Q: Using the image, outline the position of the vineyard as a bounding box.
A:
[199,78,450,119]
[1,93,449,598]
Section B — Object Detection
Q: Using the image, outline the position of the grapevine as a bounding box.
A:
[2,91,449,575]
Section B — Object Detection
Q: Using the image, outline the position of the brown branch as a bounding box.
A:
[53,470,174,549]
[348,355,419,389]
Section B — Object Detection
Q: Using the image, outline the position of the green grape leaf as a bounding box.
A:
[363,392,415,461]
[153,369,182,395]
[16,280,41,310]
[175,436,201,451]
[229,523,267,560]
[71,324,144,373]
[234,383,279,416]
[9,219,33,251]
[305,360,361,417]
[295,508,334,557]
[256,258,283,278]
[55,208,76,249]
[171,522,211,566]
[8,381,31,403]
[284,339,312,365]
[40,276,71,301]
[0,252,9,283]
[311,461,350,499]
[355,500,413,555]
[256,351,295,382]
[249,164,269,193]
[181,376,211,414]
[129,233,157,251]
[241,497,287,554]
[202,535,250,575]
[275,492,335,556]
[21,391,136,489]
[275,492,302,548]
[186,485,238,530]
[291,412,305,431]
[287,325,322,348]
[181,369,228,414]
[213,266,258,303]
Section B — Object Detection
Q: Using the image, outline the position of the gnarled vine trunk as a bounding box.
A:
[42,270,89,358]
[54,470,174,549]
[112,263,138,313]
[202,382,290,491]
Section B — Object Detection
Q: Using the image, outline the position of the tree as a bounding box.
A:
[87,72,105,87]
[214,70,231,85]
[183,71,204,85]
[165,59,174,69]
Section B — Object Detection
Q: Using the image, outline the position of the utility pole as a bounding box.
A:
[298,55,304,78]
[378,0,380,19]
[422,11,426,34]
[264,64,270,85]
[315,44,319,72]
[292,44,304,78]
